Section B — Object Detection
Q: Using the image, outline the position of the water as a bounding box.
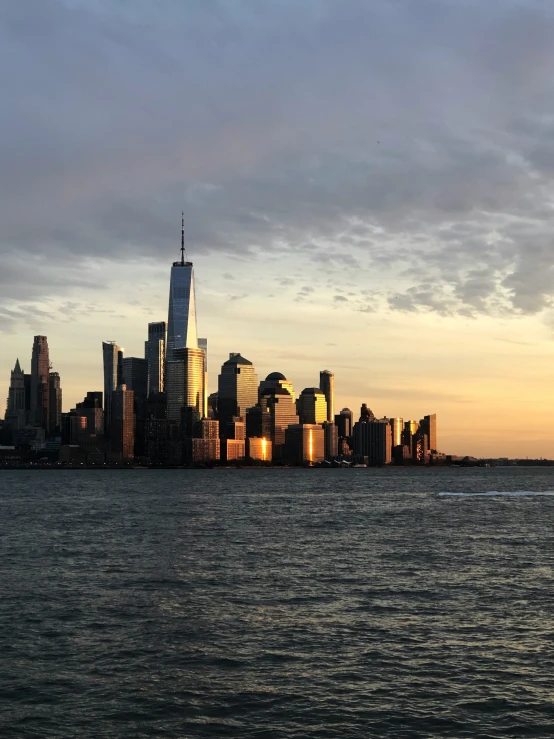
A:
[2,467,554,738]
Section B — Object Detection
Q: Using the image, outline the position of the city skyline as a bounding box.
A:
[2,2,554,458]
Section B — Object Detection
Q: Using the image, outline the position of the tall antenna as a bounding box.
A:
[181,211,186,265]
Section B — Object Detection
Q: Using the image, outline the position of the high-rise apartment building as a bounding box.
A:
[217,353,259,425]
[297,387,327,425]
[353,417,392,466]
[284,424,325,466]
[166,215,197,363]
[122,357,148,412]
[319,370,335,423]
[102,341,123,433]
[110,384,135,460]
[48,372,62,435]
[30,336,50,429]
[421,414,437,453]
[145,321,166,396]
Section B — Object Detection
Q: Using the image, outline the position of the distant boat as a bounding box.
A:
[353,464,367,468]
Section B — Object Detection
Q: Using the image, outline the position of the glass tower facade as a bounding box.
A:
[217,353,259,424]
[102,341,123,433]
[145,321,166,396]
[166,261,197,362]
[297,387,328,425]
[319,370,335,423]
[165,347,206,423]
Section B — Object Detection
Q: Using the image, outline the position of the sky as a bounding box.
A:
[2,0,554,458]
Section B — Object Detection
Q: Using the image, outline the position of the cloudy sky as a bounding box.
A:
[3,0,554,457]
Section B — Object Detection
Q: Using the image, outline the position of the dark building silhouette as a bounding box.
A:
[353,416,392,465]
[284,424,325,466]
[102,341,123,434]
[110,385,134,460]
[319,370,335,423]
[48,371,62,436]
[145,321,166,396]
[30,336,50,429]
[335,407,354,439]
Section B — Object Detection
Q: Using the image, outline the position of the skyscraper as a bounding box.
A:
[6,359,26,419]
[259,386,299,459]
[122,357,148,409]
[145,321,166,396]
[198,338,208,419]
[102,341,123,433]
[319,370,335,423]
[258,372,296,403]
[421,414,437,453]
[30,336,50,429]
[217,353,259,425]
[297,388,327,425]
[353,417,392,465]
[335,408,354,439]
[165,347,206,424]
[166,215,198,363]
[48,371,62,436]
[4,359,27,440]
[110,384,135,460]
[389,417,403,448]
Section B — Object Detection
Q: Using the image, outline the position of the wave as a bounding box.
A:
[439,491,554,497]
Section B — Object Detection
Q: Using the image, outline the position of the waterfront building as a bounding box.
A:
[258,372,295,403]
[217,353,258,425]
[110,384,134,460]
[323,421,338,460]
[319,370,335,423]
[420,414,437,453]
[102,341,123,433]
[221,438,246,462]
[284,424,325,466]
[224,417,246,440]
[144,392,167,466]
[145,321,166,395]
[30,336,50,429]
[166,215,198,363]
[247,436,272,463]
[352,417,392,465]
[297,387,327,425]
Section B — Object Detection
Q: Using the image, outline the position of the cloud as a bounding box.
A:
[2,0,554,321]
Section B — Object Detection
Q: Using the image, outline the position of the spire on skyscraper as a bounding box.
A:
[181,211,186,265]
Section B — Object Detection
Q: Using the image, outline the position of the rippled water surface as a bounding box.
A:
[2,468,554,738]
